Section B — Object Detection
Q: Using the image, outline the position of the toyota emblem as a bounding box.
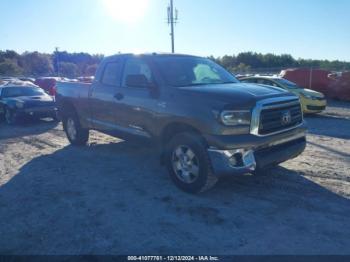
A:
[281,111,292,125]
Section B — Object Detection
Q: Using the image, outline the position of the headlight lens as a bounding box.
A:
[16,101,24,108]
[220,110,251,126]
[302,93,315,100]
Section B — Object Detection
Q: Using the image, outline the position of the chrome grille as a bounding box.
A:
[250,97,303,136]
[259,103,302,135]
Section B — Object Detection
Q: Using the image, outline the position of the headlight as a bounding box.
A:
[301,93,316,100]
[15,101,24,108]
[220,110,251,126]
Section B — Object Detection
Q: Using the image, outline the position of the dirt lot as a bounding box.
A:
[0,100,349,255]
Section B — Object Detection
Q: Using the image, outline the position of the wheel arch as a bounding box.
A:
[58,99,78,118]
[161,122,207,147]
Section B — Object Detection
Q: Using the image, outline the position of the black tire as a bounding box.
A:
[252,165,278,176]
[4,107,17,125]
[62,112,89,146]
[165,132,218,194]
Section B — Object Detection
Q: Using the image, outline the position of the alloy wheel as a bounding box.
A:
[66,118,77,140]
[172,145,200,184]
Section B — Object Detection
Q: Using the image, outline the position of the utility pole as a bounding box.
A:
[167,0,178,53]
[55,47,60,77]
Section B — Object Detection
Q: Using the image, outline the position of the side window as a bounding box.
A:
[101,61,123,86]
[263,80,272,86]
[242,79,256,83]
[270,81,280,87]
[257,79,272,86]
[122,58,154,88]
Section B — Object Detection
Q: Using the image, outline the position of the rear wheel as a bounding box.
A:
[62,112,89,146]
[52,111,60,122]
[165,132,218,194]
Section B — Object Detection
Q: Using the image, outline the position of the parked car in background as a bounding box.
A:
[57,53,307,193]
[1,77,19,83]
[1,79,38,87]
[0,84,58,124]
[280,68,332,96]
[77,76,95,83]
[34,77,57,96]
[239,76,327,114]
[328,71,350,101]
[18,77,35,83]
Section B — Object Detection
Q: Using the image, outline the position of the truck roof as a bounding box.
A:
[104,52,200,61]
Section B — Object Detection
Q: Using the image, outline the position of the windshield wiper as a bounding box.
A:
[175,81,237,87]
[220,81,238,84]
[175,83,210,87]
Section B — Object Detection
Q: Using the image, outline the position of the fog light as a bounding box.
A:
[229,155,238,166]
[229,153,244,167]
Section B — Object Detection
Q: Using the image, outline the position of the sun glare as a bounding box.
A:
[102,0,150,23]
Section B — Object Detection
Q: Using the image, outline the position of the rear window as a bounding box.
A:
[101,61,123,86]
[274,78,299,89]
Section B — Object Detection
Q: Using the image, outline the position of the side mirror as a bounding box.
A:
[125,74,159,97]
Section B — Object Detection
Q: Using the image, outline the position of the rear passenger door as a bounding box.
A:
[116,57,159,139]
[89,58,124,131]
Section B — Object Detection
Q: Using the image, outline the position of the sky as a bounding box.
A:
[0,0,349,61]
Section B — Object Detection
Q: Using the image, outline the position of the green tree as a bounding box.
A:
[232,63,251,74]
[59,62,79,78]
[21,52,53,76]
[0,59,23,76]
[85,64,99,76]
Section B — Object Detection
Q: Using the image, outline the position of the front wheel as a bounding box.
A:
[252,165,278,176]
[62,113,89,146]
[165,132,218,194]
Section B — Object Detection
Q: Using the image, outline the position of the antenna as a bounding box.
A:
[167,0,178,53]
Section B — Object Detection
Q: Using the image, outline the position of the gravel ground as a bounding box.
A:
[0,100,349,255]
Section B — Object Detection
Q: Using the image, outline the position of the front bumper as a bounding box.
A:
[18,106,57,118]
[301,98,327,113]
[206,123,307,176]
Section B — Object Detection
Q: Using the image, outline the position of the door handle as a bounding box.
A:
[114,93,124,100]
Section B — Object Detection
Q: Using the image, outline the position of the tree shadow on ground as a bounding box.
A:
[0,141,349,255]
[305,114,350,139]
[0,118,59,140]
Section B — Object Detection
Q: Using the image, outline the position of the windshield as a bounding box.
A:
[153,56,239,87]
[2,87,46,98]
[274,78,300,89]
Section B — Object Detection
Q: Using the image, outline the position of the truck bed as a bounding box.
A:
[56,81,92,125]
[56,81,91,99]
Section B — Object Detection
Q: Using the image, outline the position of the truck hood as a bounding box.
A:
[177,83,294,106]
[5,95,55,107]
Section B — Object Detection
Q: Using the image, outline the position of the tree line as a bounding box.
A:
[210,52,350,74]
[0,50,103,78]
[1,49,349,78]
